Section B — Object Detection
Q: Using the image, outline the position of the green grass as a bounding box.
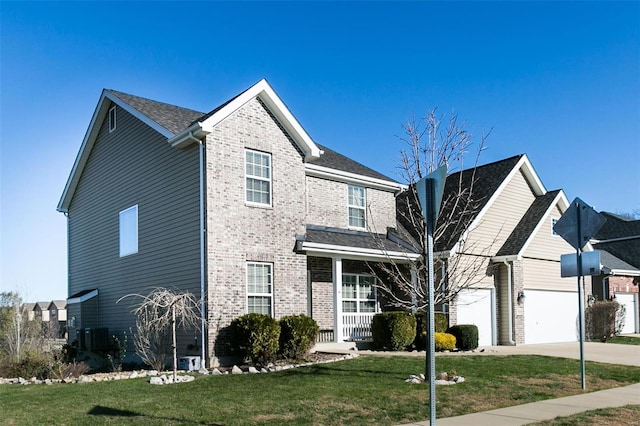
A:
[1,355,639,425]
[531,404,640,425]
[607,335,640,345]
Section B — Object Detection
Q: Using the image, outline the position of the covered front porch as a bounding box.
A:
[298,225,420,343]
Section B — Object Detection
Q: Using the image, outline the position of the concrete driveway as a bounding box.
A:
[475,340,640,366]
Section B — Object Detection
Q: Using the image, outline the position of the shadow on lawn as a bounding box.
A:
[87,405,222,425]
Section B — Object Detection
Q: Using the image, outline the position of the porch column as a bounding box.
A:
[333,257,343,342]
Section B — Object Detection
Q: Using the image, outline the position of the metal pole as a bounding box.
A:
[576,202,586,390]
[425,179,436,425]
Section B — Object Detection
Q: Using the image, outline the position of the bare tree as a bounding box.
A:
[119,288,201,381]
[372,109,492,312]
[0,292,48,362]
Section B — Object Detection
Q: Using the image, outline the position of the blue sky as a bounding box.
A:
[1,1,639,301]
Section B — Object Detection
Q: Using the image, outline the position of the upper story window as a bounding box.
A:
[348,184,366,228]
[109,106,117,132]
[245,149,271,206]
[119,205,138,257]
[247,262,273,316]
[552,218,559,235]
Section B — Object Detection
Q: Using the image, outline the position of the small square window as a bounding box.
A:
[109,106,117,132]
[552,218,559,235]
[119,205,138,257]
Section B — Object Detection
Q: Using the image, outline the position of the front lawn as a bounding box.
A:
[1,355,639,425]
[607,335,640,345]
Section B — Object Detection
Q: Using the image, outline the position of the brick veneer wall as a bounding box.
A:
[204,98,308,366]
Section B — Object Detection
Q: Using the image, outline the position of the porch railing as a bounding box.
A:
[342,313,375,341]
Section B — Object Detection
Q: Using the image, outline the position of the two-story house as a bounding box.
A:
[57,79,416,366]
[58,79,592,367]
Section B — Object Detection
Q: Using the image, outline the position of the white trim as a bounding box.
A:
[119,204,138,257]
[244,149,272,207]
[108,106,117,132]
[305,163,405,192]
[57,90,175,213]
[300,241,421,262]
[170,79,322,161]
[67,289,98,304]
[246,262,273,316]
[347,184,366,229]
[333,257,343,342]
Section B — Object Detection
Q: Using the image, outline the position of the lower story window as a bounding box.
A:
[342,274,377,313]
[247,262,273,315]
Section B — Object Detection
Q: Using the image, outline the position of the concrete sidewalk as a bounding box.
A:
[400,382,640,425]
[393,339,640,425]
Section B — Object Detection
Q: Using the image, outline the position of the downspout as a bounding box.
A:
[185,132,207,367]
[502,260,515,345]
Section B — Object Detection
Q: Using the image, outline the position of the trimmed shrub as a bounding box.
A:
[447,324,478,351]
[371,312,416,351]
[586,300,623,342]
[228,313,281,365]
[279,315,319,360]
[434,332,456,351]
[414,312,449,350]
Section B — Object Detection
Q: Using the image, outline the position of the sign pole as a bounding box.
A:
[425,178,436,426]
[576,203,586,390]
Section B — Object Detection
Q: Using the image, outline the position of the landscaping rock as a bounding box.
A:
[231,365,243,374]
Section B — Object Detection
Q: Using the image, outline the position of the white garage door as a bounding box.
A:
[456,288,494,347]
[524,290,578,344]
[616,293,639,334]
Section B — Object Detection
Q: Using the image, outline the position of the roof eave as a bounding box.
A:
[57,90,175,213]
[299,241,421,262]
[305,163,406,192]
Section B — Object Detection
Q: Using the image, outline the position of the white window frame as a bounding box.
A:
[348,184,366,229]
[341,273,378,314]
[119,205,138,257]
[109,106,117,132]
[247,262,273,316]
[245,149,272,206]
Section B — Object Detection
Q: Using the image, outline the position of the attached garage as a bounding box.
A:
[616,293,639,334]
[524,289,579,344]
[455,288,495,347]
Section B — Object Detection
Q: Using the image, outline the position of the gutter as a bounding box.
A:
[196,137,207,367]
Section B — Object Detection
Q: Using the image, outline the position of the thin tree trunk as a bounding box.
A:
[172,304,177,382]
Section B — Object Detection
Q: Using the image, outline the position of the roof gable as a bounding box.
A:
[169,79,322,161]
[495,189,567,257]
[593,212,640,268]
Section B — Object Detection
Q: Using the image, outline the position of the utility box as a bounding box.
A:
[178,356,201,371]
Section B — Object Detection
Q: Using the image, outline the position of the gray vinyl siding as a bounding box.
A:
[67,103,201,351]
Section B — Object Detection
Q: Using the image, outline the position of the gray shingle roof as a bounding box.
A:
[496,190,561,256]
[309,144,397,182]
[304,225,417,254]
[107,90,206,135]
[397,155,524,253]
[592,212,640,268]
[600,250,639,272]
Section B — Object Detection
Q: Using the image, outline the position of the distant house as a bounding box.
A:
[57,79,590,367]
[33,302,50,322]
[21,303,36,321]
[590,212,640,334]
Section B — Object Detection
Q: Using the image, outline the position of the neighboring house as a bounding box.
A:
[48,300,68,337]
[404,155,590,346]
[590,212,640,334]
[33,302,50,322]
[57,79,590,366]
[57,79,414,366]
[21,303,36,321]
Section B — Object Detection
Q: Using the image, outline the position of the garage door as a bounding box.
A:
[524,290,578,344]
[616,293,639,334]
[456,288,494,347]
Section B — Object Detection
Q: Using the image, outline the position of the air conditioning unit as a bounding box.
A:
[85,328,109,351]
[178,356,201,371]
